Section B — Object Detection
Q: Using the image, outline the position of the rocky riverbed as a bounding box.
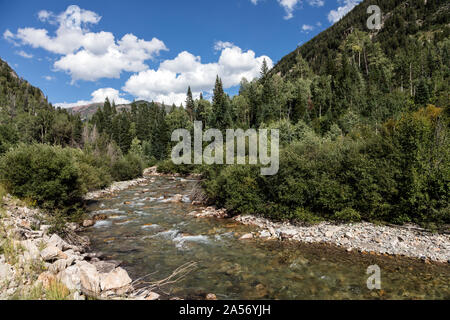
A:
[0,196,160,300]
[187,205,450,264]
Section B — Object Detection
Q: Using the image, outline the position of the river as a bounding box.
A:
[82,176,450,300]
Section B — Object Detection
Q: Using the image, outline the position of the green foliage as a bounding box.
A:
[202,106,449,225]
[111,153,144,181]
[0,144,83,212]
[294,208,323,224]
[334,208,361,222]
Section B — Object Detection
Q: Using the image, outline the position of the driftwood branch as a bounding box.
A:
[130,261,198,297]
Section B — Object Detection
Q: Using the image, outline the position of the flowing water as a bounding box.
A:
[82,176,450,300]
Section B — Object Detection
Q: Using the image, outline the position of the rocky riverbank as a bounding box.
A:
[186,205,450,264]
[0,195,161,300]
[237,214,450,263]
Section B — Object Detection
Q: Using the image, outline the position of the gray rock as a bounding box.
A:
[20,239,40,261]
[48,234,69,250]
[259,230,271,238]
[57,265,81,291]
[92,261,116,274]
[40,245,64,261]
[146,292,160,300]
[100,267,132,293]
[0,261,14,283]
[78,261,101,295]
[49,259,68,275]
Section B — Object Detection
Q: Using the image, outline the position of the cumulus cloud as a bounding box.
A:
[8,5,168,82]
[55,87,130,108]
[123,44,273,105]
[328,0,362,24]
[16,50,33,58]
[214,41,234,51]
[277,0,302,20]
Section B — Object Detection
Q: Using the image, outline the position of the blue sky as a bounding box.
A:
[0,0,361,107]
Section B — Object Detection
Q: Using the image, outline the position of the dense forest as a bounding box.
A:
[0,0,448,227]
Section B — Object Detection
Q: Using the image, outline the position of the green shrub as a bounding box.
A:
[294,207,323,224]
[0,144,83,212]
[111,153,144,181]
[157,159,195,175]
[333,208,361,222]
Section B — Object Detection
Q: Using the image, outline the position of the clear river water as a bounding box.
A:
[82,176,450,300]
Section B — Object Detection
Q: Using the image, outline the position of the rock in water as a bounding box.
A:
[239,233,253,240]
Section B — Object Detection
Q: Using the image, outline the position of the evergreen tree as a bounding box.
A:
[210,76,233,130]
[186,86,195,121]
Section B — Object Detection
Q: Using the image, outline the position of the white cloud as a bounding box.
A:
[278,0,301,20]
[8,5,168,82]
[16,50,33,58]
[328,0,362,24]
[214,41,234,51]
[251,0,325,19]
[307,0,324,7]
[55,88,130,108]
[43,75,54,81]
[123,44,273,105]
[37,10,53,22]
[301,24,314,32]
[3,29,14,40]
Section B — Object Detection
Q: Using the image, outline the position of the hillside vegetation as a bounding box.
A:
[0,0,448,227]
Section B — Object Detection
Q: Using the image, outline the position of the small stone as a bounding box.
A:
[93,214,108,221]
[259,230,271,238]
[206,293,217,300]
[83,219,95,227]
[239,233,253,240]
[146,292,160,300]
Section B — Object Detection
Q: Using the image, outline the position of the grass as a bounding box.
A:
[45,280,71,300]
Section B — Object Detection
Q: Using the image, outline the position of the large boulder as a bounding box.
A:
[20,239,40,261]
[0,260,14,283]
[100,267,132,294]
[92,261,117,274]
[47,234,69,251]
[57,265,81,291]
[78,261,101,295]
[40,245,66,261]
[48,259,68,275]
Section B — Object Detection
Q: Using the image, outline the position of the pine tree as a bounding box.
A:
[186,86,195,121]
[415,78,430,106]
[260,58,269,79]
[210,76,232,130]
